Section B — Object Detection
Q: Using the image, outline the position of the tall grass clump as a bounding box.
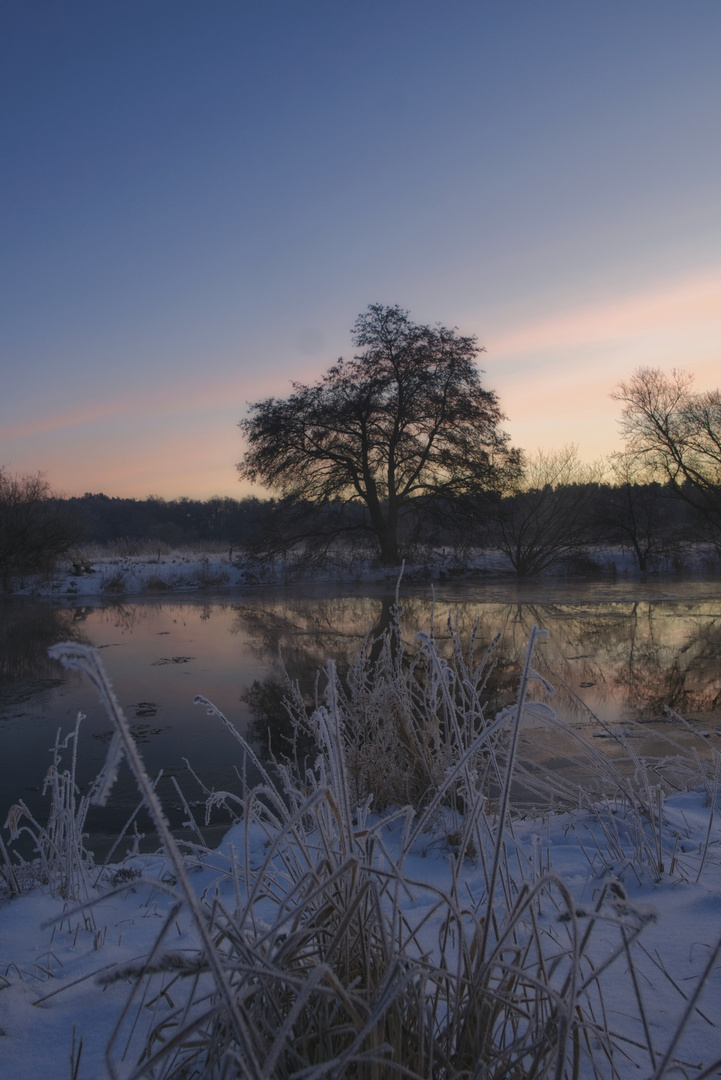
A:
[37,611,721,1080]
[1,715,97,901]
[279,602,511,816]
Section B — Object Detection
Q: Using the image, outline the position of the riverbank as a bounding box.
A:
[1,622,720,1078]
[1,785,720,1079]
[6,542,721,598]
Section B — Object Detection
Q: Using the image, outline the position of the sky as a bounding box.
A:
[2,0,721,500]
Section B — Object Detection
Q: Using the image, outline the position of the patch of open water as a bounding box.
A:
[1,578,720,850]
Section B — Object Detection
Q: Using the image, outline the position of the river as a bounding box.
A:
[2,578,720,851]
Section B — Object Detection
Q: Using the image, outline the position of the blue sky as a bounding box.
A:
[2,0,720,498]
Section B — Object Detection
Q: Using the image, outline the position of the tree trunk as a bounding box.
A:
[377,518,400,565]
[371,500,400,565]
[379,532,400,565]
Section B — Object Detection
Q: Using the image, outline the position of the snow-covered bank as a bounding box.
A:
[1,620,720,1078]
[6,543,721,598]
[1,788,720,1079]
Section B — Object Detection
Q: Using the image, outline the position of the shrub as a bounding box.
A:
[0,469,82,590]
[100,565,130,593]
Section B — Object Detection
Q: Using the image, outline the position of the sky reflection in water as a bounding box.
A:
[1,580,720,848]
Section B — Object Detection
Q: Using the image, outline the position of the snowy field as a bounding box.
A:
[1,618,720,1078]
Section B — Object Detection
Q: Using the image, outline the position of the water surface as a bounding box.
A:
[2,579,720,849]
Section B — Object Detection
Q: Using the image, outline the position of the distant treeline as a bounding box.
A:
[2,478,717,591]
[61,493,268,547]
[57,483,707,575]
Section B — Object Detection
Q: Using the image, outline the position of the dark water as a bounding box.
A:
[2,579,721,851]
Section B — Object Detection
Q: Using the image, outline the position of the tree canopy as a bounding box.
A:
[238,304,517,563]
[612,367,721,542]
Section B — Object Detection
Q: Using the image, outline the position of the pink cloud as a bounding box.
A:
[486,269,721,359]
[477,269,721,460]
[1,371,276,443]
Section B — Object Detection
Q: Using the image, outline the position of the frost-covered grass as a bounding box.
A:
[1,612,720,1078]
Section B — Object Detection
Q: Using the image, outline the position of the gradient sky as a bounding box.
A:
[2,0,720,499]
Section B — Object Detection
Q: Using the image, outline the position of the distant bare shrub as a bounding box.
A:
[102,538,147,558]
[495,446,602,575]
[194,558,229,588]
[0,469,82,590]
[601,452,684,571]
[144,572,172,591]
[100,565,130,593]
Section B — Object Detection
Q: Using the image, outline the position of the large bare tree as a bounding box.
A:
[611,367,721,541]
[238,304,517,564]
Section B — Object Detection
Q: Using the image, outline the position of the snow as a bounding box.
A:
[8,543,721,599]
[1,605,720,1077]
[1,785,720,1078]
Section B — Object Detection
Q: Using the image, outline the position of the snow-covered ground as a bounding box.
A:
[8,543,721,598]
[1,616,720,1078]
[1,788,720,1078]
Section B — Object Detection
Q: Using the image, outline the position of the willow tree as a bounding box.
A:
[238,304,516,564]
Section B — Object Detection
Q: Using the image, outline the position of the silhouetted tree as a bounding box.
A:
[0,470,81,589]
[495,446,600,575]
[612,367,721,543]
[598,454,683,571]
[238,304,518,564]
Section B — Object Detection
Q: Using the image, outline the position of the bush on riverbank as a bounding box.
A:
[0,469,82,591]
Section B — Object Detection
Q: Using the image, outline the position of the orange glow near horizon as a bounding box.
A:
[482,268,721,463]
[4,269,720,499]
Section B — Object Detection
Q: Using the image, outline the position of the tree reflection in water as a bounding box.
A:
[1,585,720,848]
[230,590,721,756]
[0,599,88,692]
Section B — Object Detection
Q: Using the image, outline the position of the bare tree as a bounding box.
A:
[238,304,518,565]
[600,453,683,572]
[0,470,81,590]
[495,446,601,575]
[611,367,721,541]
